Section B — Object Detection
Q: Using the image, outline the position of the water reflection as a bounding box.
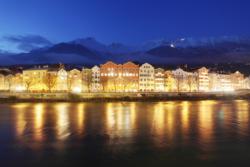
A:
[180,101,191,136]
[33,103,45,141]
[13,103,29,139]
[76,103,85,135]
[54,103,70,140]
[106,103,137,139]
[198,101,216,145]
[9,100,250,150]
[235,100,249,136]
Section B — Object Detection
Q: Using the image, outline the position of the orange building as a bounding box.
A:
[100,61,139,92]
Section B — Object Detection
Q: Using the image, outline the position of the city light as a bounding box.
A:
[15,85,25,92]
[0,61,248,94]
[72,87,82,93]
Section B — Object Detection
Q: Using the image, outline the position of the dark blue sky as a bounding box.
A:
[1,0,250,52]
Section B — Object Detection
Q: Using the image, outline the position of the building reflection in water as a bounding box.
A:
[54,103,70,140]
[33,103,45,141]
[106,103,136,140]
[13,103,29,139]
[152,102,175,144]
[198,100,217,147]
[152,102,167,146]
[152,101,191,146]
[153,102,165,138]
[180,101,191,137]
[76,103,85,135]
[235,100,249,136]
[10,100,250,152]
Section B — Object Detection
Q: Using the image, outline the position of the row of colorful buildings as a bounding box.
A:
[0,61,249,93]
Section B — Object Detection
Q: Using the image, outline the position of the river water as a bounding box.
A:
[0,100,250,167]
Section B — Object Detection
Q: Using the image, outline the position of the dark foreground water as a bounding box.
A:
[1,100,250,167]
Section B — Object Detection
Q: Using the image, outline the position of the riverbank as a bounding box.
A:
[1,91,250,102]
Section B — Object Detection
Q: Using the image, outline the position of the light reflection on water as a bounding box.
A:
[10,100,250,145]
[2,100,250,166]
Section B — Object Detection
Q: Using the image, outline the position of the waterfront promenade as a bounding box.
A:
[0,91,249,102]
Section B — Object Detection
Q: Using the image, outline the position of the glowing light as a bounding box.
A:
[33,103,45,141]
[55,103,70,140]
[72,87,82,93]
[181,101,190,132]
[106,103,136,139]
[15,85,25,92]
[14,103,29,139]
[198,100,216,144]
[77,103,85,135]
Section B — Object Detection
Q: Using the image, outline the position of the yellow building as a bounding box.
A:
[82,68,92,92]
[155,68,165,92]
[4,74,14,91]
[68,69,82,93]
[23,67,48,92]
[164,71,176,92]
[0,74,5,90]
[11,73,25,92]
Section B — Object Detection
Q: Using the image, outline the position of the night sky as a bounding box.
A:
[1,0,250,52]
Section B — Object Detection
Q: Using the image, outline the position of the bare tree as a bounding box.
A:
[102,79,108,92]
[187,75,194,92]
[5,77,12,92]
[67,75,73,92]
[44,73,57,92]
[122,78,137,92]
[82,70,92,92]
[23,77,35,92]
[175,75,183,93]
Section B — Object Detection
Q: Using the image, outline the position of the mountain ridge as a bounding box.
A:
[1,36,250,65]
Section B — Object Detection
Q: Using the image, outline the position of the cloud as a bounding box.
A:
[2,34,53,52]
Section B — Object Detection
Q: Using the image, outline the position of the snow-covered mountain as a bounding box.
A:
[71,37,108,52]
[1,36,250,65]
[71,37,137,53]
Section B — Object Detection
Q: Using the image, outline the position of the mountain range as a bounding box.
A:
[1,36,250,66]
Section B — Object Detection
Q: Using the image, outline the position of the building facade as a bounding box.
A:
[91,66,101,92]
[22,68,48,92]
[0,62,248,93]
[68,69,82,93]
[154,68,165,92]
[100,61,139,92]
[164,71,176,92]
[172,68,190,92]
[139,63,155,92]
[197,67,209,92]
[56,68,68,92]
[82,68,92,92]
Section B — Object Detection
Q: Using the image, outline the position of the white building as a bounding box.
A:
[172,68,190,92]
[139,63,155,92]
[197,67,209,92]
[242,76,250,89]
[209,73,234,92]
[91,66,101,92]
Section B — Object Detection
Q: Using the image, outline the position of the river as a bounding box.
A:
[0,100,250,166]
